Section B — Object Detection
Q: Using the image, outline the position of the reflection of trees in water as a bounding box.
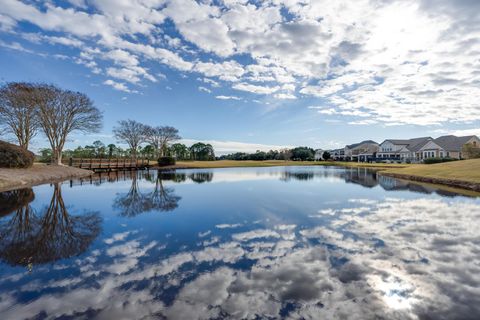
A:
[158,170,187,183]
[0,184,101,267]
[113,174,145,217]
[280,171,315,181]
[0,188,35,217]
[149,177,181,212]
[113,171,181,217]
[188,172,213,183]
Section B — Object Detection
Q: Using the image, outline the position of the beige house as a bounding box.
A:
[416,140,445,159]
[434,135,480,159]
[344,140,379,162]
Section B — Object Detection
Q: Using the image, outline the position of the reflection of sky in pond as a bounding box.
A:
[0,166,479,319]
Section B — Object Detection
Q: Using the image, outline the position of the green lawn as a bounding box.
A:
[382,159,480,183]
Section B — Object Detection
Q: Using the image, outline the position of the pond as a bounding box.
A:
[0,166,479,319]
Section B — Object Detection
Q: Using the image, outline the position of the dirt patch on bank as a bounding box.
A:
[0,164,93,192]
[378,171,480,192]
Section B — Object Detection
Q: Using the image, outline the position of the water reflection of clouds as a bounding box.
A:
[1,167,480,319]
[1,195,478,319]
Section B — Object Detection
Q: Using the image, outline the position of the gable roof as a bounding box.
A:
[346,140,378,149]
[434,135,477,151]
[382,137,432,152]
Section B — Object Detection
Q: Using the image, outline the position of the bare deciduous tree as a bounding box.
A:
[0,82,40,149]
[113,120,147,159]
[35,85,103,165]
[145,125,181,158]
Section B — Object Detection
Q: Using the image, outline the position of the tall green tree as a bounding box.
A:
[291,147,315,161]
[92,140,106,158]
[107,144,116,158]
[170,143,190,160]
[189,142,215,161]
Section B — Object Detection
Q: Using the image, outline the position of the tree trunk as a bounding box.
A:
[19,139,29,150]
[53,149,62,165]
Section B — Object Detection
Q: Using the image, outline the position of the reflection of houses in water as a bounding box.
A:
[342,168,379,188]
[278,167,470,197]
[377,176,460,197]
[0,184,102,267]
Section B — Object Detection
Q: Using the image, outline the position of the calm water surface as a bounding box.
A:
[0,166,479,319]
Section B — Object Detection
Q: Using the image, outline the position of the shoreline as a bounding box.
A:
[0,164,93,192]
[153,160,480,193]
[377,171,480,192]
[0,160,479,194]
[151,160,409,171]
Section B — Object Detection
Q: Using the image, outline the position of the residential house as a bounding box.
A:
[434,135,480,159]
[377,137,442,161]
[330,148,345,161]
[417,139,448,159]
[344,140,379,162]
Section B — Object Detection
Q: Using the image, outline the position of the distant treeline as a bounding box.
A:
[38,141,215,162]
[218,147,328,161]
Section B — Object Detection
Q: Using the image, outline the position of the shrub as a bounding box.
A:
[423,157,458,164]
[0,140,35,168]
[157,156,176,166]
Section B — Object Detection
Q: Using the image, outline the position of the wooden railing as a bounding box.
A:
[66,157,150,171]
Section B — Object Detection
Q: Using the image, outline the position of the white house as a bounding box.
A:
[314,149,325,161]
[330,148,345,161]
[377,137,435,161]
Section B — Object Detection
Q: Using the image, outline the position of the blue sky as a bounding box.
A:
[0,0,479,154]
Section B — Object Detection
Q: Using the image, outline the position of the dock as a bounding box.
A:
[67,158,151,172]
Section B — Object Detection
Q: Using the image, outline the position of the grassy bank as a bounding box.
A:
[379,159,480,191]
[0,164,92,192]
[160,160,408,169]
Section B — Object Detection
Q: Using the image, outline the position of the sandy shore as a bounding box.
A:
[0,164,93,192]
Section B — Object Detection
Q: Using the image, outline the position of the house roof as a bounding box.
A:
[434,135,477,151]
[346,140,378,149]
[383,137,432,152]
